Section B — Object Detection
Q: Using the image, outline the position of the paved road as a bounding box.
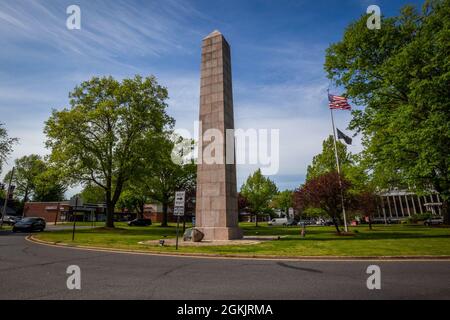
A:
[0,230,449,300]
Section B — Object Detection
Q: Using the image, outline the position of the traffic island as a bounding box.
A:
[139,235,284,247]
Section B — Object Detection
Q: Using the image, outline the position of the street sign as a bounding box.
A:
[174,191,185,207]
[173,207,185,216]
[174,191,186,250]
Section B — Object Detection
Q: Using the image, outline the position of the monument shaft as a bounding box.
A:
[196,31,242,240]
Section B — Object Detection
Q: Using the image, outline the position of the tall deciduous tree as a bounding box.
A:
[4,155,66,203]
[80,183,105,204]
[271,190,294,217]
[117,186,149,219]
[307,136,368,194]
[325,0,450,223]
[142,137,196,227]
[33,167,67,202]
[306,135,353,181]
[0,123,18,175]
[44,75,173,228]
[3,155,46,203]
[240,169,278,227]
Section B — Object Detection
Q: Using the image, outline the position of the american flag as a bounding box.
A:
[328,93,351,110]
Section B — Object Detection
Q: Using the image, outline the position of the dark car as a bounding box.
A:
[127,218,152,226]
[286,219,298,226]
[12,217,46,232]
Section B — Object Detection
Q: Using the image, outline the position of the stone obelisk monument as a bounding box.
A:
[195,30,243,241]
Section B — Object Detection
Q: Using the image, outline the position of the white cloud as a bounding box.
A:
[0,0,202,64]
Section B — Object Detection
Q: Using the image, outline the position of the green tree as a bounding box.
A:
[271,190,294,216]
[3,155,66,203]
[117,186,149,219]
[240,169,278,227]
[80,183,105,204]
[142,137,196,227]
[306,136,368,192]
[325,0,450,223]
[3,155,46,203]
[33,167,67,202]
[44,75,174,228]
[306,136,353,181]
[0,123,18,175]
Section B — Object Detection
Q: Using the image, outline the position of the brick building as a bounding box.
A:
[23,201,180,223]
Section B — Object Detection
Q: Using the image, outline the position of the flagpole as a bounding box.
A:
[329,97,349,233]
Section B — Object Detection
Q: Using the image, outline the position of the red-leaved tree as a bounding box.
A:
[294,171,353,233]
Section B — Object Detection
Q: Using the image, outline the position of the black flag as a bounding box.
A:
[337,128,352,145]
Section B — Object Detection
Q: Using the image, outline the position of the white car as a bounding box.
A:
[268,218,288,226]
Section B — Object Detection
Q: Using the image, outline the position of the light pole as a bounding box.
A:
[1,166,15,229]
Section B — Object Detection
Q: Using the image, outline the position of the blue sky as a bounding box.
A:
[0,0,424,195]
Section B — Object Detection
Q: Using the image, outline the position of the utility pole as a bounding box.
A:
[1,166,15,229]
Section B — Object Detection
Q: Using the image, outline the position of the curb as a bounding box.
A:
[26,235,450,262]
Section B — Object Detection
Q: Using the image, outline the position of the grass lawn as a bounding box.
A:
[34,222,450,257]
[0,225,12,231]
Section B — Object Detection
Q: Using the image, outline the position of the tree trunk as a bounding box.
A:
[255,214,258,227]
[368,215,373,230]
[161,202,168,227]
[23,186,29,205]
[136,203,144,219]
[332,216,340,234]
[105,188,115,228]
[106,201,115,228]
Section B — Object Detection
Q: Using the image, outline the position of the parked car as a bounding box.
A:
[12,217,46,232]
[297,219,313,226]
[127,218,152,226]
[268,218,288,226]
[424,217,443,226]
[2,215,22,226]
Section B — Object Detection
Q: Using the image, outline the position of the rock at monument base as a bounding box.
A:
[192,228,205,242]
[183,228,204,242]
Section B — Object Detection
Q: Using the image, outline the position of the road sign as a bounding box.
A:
[174,191,185,207]
[174,191,186,250]
[173,206,185,216]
